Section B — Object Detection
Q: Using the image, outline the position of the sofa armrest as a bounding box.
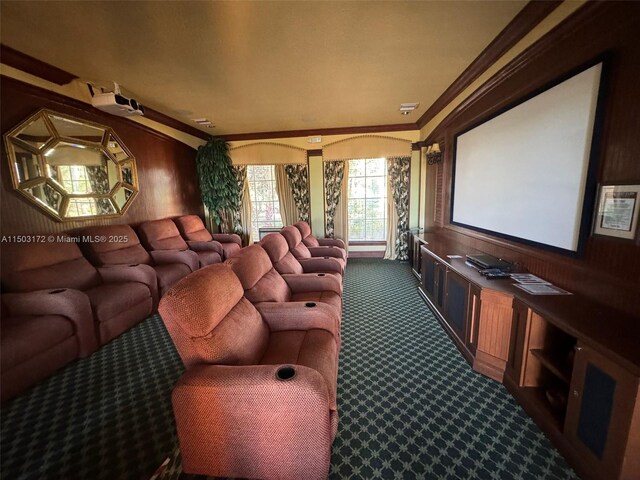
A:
[211,233,242,247]
[172,364,334,479]
[97,264,159,309]
[150,249,200,272]
[256,302,340,340]
[281,273,342,296]
[316,238,346,249]
[187,240,224,256]
[298,257,344,275]
[2,289,98,357]
[307,246,346,260]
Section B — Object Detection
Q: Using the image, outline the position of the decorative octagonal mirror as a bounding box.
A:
[3,109,139,221]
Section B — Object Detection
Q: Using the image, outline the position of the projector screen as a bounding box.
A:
[451,62,604,254]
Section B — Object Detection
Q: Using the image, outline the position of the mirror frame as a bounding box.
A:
[3,108,139,222]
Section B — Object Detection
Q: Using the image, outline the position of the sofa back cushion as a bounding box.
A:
[138,219,189,251]
[174,215,213,242]
[79,225,152,266]
[1,237,101,292]
[225,244,291,303]
[159,264,268,367]
[294,221,319,247]
[260,233,303,274]
[281,226,312,259]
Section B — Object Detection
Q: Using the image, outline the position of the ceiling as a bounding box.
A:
[1,1,528,136]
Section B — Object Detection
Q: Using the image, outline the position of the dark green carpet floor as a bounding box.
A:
[0,259,579,479]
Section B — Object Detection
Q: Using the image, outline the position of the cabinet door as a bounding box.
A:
[444,269,469,341]
[421,250,436,299]
[564,343,638,478]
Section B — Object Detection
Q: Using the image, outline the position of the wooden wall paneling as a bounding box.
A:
[0,76,203,237]
[426,2,640,317]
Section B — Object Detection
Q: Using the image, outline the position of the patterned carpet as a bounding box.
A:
[0,259,579,479]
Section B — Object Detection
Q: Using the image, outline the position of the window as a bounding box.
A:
[247,165,282,240]
[348,158,387,241]
[58,165,98,216]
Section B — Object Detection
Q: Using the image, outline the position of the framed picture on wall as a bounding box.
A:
[593,183,640,240]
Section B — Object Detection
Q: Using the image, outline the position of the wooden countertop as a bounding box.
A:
[416,232,640,376]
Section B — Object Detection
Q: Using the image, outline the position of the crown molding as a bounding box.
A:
[416,0,562,129]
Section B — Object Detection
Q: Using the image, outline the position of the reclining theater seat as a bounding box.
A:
[294,221,347,260]
[1,291,97,401]
[80,224,198,298]
[225,244,343,320]
[138,218,221,267]
[1,236,154,347]
[173,214,242,260]
[281,225,346,272]
[260,232,343,284]
[159,264,339,480]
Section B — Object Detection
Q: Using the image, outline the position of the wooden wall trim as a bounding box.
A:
[435,1,607,135]
[416,0,563,130]
[1,44,78,85]
[221,123,417,142]
[307,149,323,157]
[0,76,196,146]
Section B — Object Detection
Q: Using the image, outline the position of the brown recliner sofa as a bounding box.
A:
[79,224,198,299]
[159,263,339,480]
[173,214,242,260]
[281,225,347,272]
[138,218,221,268]
[225,244,343,318]
[1,291,98,401]
[260,232,343,283]
[294,221,347,258]
[1,236,155,348]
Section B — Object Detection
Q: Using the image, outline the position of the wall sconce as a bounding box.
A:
[425,143,443,165]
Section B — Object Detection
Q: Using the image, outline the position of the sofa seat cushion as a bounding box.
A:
[153,263,192,295]
[290,291,342,315]
[196,251,222,267]
[1,315,74,371]
[260,329,338,409]
[84,282,151,323]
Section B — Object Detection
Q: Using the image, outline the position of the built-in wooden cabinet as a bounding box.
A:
[504,304,640,480]
[411,231,640,480]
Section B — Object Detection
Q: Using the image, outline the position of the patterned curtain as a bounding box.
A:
[85,166,114,214]
[387,156,411,260]
[323,160,345,238]
[284,164,310,222]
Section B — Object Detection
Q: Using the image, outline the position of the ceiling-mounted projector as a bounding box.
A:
[90,82,144,117]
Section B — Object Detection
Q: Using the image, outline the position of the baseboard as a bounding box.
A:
[349,251,384,258]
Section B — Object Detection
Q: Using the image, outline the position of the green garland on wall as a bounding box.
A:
[195,137,239,226]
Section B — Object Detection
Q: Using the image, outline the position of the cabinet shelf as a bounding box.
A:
[520,386,566,431]
[530,348,573,384]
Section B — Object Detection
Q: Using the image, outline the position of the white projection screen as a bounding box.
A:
[451,62,604,254]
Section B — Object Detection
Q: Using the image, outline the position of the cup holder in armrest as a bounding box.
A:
[276,366,296,381]
[305,302,317,308]
[317,273,326,277]
[49,288,67,294]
